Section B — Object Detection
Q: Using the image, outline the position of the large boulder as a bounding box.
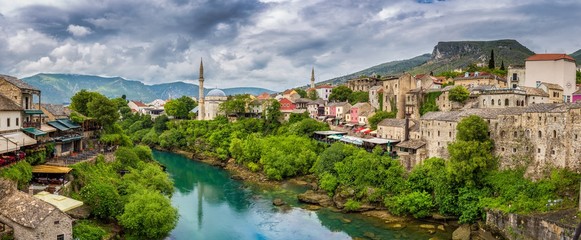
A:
[297,190,333,207]
[452,224,471,240]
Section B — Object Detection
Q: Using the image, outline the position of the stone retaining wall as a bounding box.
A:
[486,209,576,240]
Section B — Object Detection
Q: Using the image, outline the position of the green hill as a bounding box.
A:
[317,39,535,86]
[317,54,431,86]
[23,73,275,104]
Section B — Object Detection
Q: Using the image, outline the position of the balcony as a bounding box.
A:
[23,121,41,128]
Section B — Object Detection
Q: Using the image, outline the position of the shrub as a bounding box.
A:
[388,191,434,218]
[73,220,107,240]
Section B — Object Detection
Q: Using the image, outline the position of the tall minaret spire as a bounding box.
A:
[310,67,315,89]
[198,58,205,120]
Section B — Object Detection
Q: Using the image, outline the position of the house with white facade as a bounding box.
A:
[524,54,577,102]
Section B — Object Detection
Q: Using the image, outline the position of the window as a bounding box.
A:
[6,118,10,127]
[538,131,542,138]
[15,118,18,126]
[57,234,64,240]
[537,148,541,153]
[491,99,494,106]
[553,130,557,138]
[513,148,517,153]
[500,131,505,137]
[505,99,509,106]
[54,221,60,225]
[513,131,517,137]
[437,131,440,137]
[449,132,452,137]
[501,147,505,152]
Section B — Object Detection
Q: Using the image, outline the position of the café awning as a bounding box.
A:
[24,109,44,115]
[34,191,83,212]
[1,131,37,147]
[57,119,81,129]
[21,127,47,137]
[47,121,70,131]
[32,165,72,174]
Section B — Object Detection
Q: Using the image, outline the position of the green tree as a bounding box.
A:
[73,220,107,240]
[80,181,122,219]
[307,89,319,100]
[87,93,120,127]
[488,49,495,69]
[118,190,178,239]
[328,85,353,102]
[288,111,309,124]
[456,115,490,142]
[448,116,496,186]
[348,91,369,104]
[219,94,250,117]
[115,147,141,169]
[153,115,169,133]
[577,70,581,84]
[500,60,505,71]
[389,191,434,218]
[294,88,307,98]
[368,111,396,130]
[164,96,197,119]
[449,85,470,103]
[70,90,98,116]
[0,161,32,189]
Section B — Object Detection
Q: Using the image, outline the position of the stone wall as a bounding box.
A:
[0,81,21,107]
[486,209,575,240]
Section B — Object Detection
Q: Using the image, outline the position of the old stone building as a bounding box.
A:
[382,74,418,119]
[507,65,525,88]
[415,103,581,175]
[539,82,564,103]
[347,76,382,92]
[0,75,43,128]
[368,86,383,110]
[0,180,73,240]
[453,72,507,88]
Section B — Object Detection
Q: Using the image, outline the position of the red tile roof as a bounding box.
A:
[526,54,576,62]
[132,101,147,107]
[257,92,271,100]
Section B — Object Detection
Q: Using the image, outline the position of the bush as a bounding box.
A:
[449,85,470,103]
[118,190,178,239]
[0,161,32,190]
[80,181,122,219]
[73,220,107,240]
[389,191,434,218]
[319,172,339,196]
[344,199,361,211]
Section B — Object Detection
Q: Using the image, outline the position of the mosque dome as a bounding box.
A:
[206,88,226,97]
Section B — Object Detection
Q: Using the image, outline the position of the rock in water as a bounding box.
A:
[452,224,471,240]
[272,198,286,206]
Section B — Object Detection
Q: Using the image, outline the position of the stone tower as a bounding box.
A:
[310,67,315,89]
[198,59,205,120]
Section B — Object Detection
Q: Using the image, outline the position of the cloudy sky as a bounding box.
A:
[1,0,580,91]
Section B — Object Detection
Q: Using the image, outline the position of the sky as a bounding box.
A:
[0,0,580,91]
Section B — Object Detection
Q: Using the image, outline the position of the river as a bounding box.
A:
[153,150,453,240]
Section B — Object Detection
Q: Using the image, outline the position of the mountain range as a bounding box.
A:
[22,74,275,104]
[21,39,580,104]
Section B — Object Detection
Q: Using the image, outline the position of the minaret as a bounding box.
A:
[198,59,205,120]
[310,67,315,89]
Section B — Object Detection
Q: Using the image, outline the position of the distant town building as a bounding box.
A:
[453,72,507,88]
[507,65,525,88]
[524,54,577,102]
[315,85,333,101]
[347,76,382,92]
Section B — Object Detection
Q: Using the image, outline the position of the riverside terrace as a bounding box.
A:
[312,131,399,153]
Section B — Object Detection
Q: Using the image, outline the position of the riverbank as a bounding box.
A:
[155,147,461,237]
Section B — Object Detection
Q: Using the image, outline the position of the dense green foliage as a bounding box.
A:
[419,92,441,115]
[449,85,470,103]
[294,88,307,98]
[348,91,369,104]
[72,146,177,238]
[488,49,495,69]
[164,96,197,119]
[307,89,319,100]
[368,111,396,130]
[328,85,353,102]
[0,161,32,189]
[219,94,251,117]
[73,220,107,240]
[70,90,120,128]
[577,70,581,84]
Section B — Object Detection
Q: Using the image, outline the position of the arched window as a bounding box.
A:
[483,99,486,106]
[516,100,520,106]
[505,99,509,106]
[500,131,505,137]
[491,99,495,106]
[513,131,518,137]
[538,131,542,138]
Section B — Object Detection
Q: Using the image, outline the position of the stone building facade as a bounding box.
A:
[453,72,507,88]
[347,76,382,92]
[507,65,525,88]
[416,103,581,176]
[368,86,383,110]
[382,74,418,119]
[0,180,73,240]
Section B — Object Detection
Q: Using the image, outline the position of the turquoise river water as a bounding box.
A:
[153,150,453,240]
